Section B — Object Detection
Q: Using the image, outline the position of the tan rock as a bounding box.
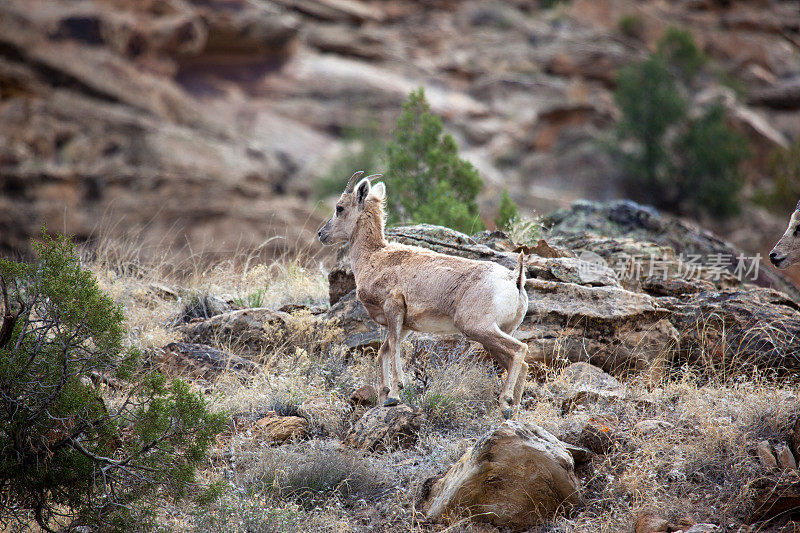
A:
[349,385,379,407]
[179,308,290,356]
[253,413,308,443]
[271,0,386,23]
[343,404,424,452]
[680,525,719,533]
[633,419,675,437]
[777,445,798,471]
[634,512,669,533]
[421,421,583,530]
[198,0,300,55]
[560,362,624,408]
[561,362,621,391]
[757,440,778,470]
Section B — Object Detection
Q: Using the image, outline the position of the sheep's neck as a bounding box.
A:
[350,202,386,279]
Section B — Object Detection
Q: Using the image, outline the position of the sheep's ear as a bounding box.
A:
[355,178,371,206]
[370,182,386,201]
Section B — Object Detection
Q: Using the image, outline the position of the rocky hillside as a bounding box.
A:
[2,0,799,273]
[88,200,800,532]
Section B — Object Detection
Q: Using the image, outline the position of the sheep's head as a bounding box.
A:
[318,171,385,245]
[770,201,800,269]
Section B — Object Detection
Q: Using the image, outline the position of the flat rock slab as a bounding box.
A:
[343,404,424,452]
[421,420,583,530]
[179,308,289,355]
[159,342,260,379]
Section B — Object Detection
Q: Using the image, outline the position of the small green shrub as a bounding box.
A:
[384,88,485,234]
[618,13,644,38]
[507,216,545,246]
[677,102,748,218]
[755,137,800,212]
[234,287,266,309]
[656,27,707,84]
[610,28,748,218]
[540,0,569,8]
[0,232,225,531]
[495,189,519,230]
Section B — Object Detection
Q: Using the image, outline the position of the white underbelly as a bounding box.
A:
[409,315,460,335]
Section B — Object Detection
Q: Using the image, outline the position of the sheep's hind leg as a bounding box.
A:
[500,339,528,419]
[383,294,407,407]
[376,341,391,404]
[459,320,527,419]
[512,346,529,412]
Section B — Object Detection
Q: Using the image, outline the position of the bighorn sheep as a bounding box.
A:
[770,200,800,269]
[318,171,530,419]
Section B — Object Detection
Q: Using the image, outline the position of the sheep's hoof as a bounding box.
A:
[384,397,401,407]
[502,408,514,420]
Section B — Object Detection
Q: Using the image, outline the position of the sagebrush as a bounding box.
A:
[0,233,225,531]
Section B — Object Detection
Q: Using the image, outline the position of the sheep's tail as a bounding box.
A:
[515,252,526,292]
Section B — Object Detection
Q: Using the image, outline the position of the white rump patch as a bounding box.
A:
[370,182,386,201]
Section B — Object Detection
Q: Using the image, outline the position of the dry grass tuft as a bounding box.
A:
[401,355,499,429]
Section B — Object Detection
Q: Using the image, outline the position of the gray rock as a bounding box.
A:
[343,404,424,452]
[179,308,289,356]
[158,341,259,379]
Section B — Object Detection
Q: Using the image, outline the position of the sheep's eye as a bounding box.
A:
[336,205,343,215]
[794,224,800,237]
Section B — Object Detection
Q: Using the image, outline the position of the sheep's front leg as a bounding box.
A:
[382,294,407,407]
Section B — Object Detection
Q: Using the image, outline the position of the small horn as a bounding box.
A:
[365,173,383,182]
[344,171,365,192]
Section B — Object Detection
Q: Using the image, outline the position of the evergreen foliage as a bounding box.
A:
[384,88,485,234]
[756,137,800,213]
[0,233,225,532]
[495,189,519,230]
[610,28,748,218]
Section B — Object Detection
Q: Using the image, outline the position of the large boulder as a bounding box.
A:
[518,278,676,375]
[420,421,583,530]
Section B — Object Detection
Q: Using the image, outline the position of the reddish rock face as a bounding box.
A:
[2,0,798,274]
